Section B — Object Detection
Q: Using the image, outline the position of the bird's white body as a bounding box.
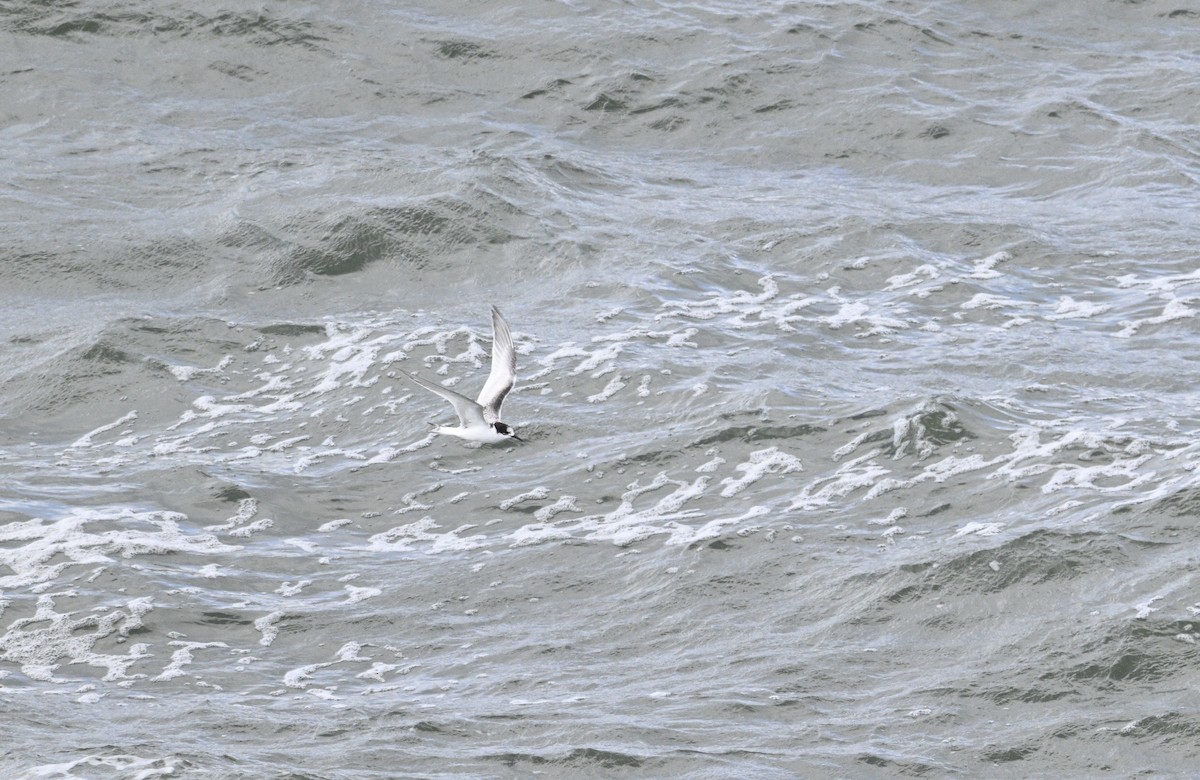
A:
[402,306,522,445]
[431,422,512,444]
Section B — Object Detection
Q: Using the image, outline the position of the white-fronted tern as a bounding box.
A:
[401,306,523,444]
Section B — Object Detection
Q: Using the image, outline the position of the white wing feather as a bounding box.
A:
[400,370,488,428]
[476,305,516,422]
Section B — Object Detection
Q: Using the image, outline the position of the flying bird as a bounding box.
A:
[401,306,523,444]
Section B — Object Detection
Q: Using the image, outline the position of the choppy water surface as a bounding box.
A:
[2,0,1200,777]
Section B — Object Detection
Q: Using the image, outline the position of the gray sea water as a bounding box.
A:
[3,0,1200,777]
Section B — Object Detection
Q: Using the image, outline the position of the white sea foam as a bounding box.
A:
[226,518,274,538]
[664,505,771,546]
[169,355,233,382]
[719,447,803,497]
[499,488,551,511]
[277,580,311,596]
[356,661,402,681]
[284,661,331,689]
[153,641,228,682]
[886,264,941,292]
[1115,294,1196,337]
[11,287,1194,696]
[534,495,582,522]
[588,373,627,403]
[205,498,258,533]
[968,251,1011,280]
[254,611,285,647]
[790,451,891,511]
[659,274,780,321]
[959,293,1028,311]
[952,522,1006,538]
[0,592,155,682]
[509,472,737,548]
[363,516,485,553]
[19,755,184,778]
[0,508,236,589]
[69,410,138,449]
[344,586,382,604]
[867,507,908,526]
[1045,296,1112,321]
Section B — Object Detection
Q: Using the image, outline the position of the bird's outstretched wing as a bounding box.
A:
[401,370,488,428]
[476,305,516,422]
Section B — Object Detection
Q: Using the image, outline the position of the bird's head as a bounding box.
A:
[492,421,525,442]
